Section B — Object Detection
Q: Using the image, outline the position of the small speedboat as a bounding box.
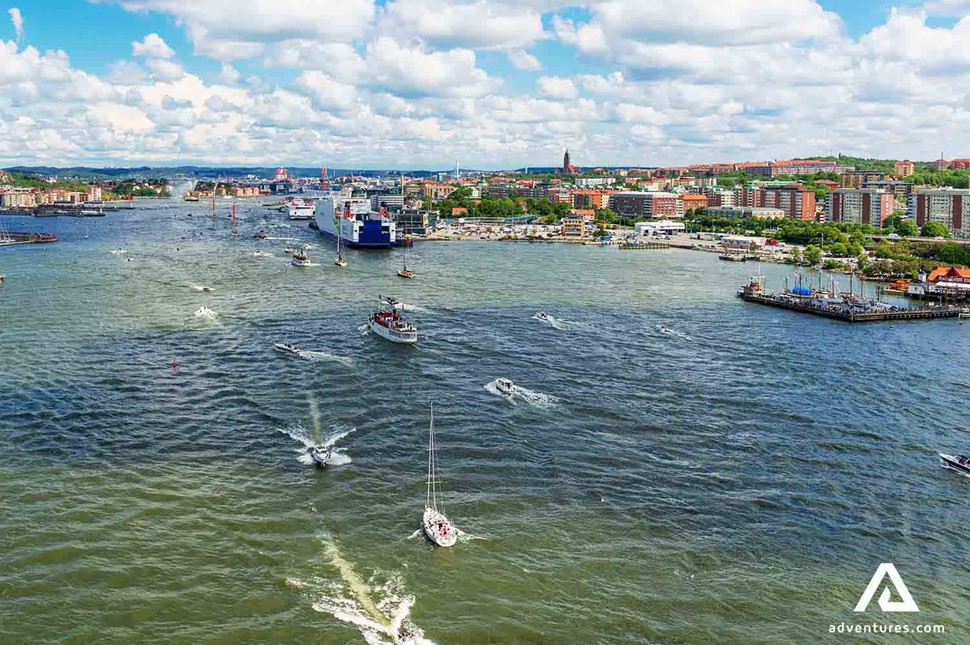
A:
[283,246,296,255]
[254,230,268,239]
[0,274,5,286]
[380,295,400,309]
[657,325,674,336]
[535,311,552,323]
[307,445,332,467]
[274,342,302,355]
[496,377,515,396]
[940,453,970,476]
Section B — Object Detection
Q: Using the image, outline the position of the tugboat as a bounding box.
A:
[291,245,312,267]
[368,299,417,344]
[940,453,970,476]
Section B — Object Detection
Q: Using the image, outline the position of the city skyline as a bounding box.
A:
[3,1,970,169]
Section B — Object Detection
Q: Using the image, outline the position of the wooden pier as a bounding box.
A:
[619,241,670,250]
[738,293,962,323]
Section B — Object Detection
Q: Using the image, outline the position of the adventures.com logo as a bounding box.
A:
[828,564,946,637]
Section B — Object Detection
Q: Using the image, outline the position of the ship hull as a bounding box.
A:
[315,198,397,248]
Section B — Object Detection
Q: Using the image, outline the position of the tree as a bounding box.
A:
[790,246,803,264]
[920,221,952,239]
[897,220,919,237]
[804,244,823,266]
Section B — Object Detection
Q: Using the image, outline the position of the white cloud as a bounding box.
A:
[131,33,174,59]
[538,76,578,100]
[8,7,23,42]
[378,0,546,51]
[507,49,542,71]
[361,37,497,98]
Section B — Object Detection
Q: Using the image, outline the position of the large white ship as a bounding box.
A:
[315,196,397,248]
[286,197,316,220]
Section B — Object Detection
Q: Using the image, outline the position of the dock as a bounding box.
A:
[738,292,962,323]
[0,232,58,246]
[619,241,670,250]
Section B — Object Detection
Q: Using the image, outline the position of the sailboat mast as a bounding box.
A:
[426,402,436,509]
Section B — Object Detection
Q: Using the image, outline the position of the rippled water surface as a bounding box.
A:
[2,202,969,643]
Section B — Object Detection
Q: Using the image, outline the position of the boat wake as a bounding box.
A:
[192,306,218,320]
[297,350,354,366]
[253,250,274,257]
[656,324,691,341]
[279,423,355,466]
[396,302,431,314]
[110,248,127,256]
[532,312,567,330]
[287,535,434,645]
[484,380,559,408]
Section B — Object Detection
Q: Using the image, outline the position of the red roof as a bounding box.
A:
[928,266,970,282]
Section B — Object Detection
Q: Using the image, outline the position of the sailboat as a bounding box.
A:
[397,236,414,279]
[334,221,348,267]
[230,201,238,237]
[422,402,457,548]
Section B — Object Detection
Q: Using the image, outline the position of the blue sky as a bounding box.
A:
[2,1,970,168]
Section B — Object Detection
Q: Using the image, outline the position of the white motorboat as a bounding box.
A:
[307,444,332,467]
[535,310,552,323]
[496,377,515,396]
[193,306,217,319]
[291,245,312,267]
[940,453,970,476]
[422,402,457,548]
[369,302,417,344]
[379,294,401,309]
[284,246,296,255]
[657,325,674,336]
[274,342,302,355]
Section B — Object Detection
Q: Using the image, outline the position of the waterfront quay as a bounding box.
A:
[738,291,962,323]
[0,231,57,246]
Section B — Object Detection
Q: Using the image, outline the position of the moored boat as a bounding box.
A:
[287,197,316,220]
[315,197,398,248]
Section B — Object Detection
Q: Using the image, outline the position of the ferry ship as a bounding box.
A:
[286,197,316,220]
[315,197,397,248]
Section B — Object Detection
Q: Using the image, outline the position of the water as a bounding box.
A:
[2,202,970,643]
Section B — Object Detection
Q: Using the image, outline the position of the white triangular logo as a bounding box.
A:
[854,563,919,613]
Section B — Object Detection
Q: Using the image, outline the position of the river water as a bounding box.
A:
[1,201,968,644]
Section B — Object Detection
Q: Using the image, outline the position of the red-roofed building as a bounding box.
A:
[561,150,580,174]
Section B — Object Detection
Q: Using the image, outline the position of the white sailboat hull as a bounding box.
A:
[422,507,457,547]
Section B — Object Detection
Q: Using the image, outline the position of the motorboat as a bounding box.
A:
[940,453,970,476]
[255,230,269,239]
[291,245,312,267]
[369,306,417,344]
[380,295,401,309]
[283,246,296,255]
[307,444,332,467]
[657,325,674,336]
[422,402,457,548]
[495,377,515,396]
[535,311,552,323]
[274,342,302,355]
[0,274,5,286]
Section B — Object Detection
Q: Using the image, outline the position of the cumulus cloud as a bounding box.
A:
[507,49,542,70]
[132,33,175,59]
[538,76,578,100]
[378,0,546,51]
[8,7,23,42]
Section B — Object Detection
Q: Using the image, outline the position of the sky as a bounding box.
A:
[1,0,970,170]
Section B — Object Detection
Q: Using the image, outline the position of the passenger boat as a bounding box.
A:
[291,245,312,267]
[286,197,316,220]
[274,342,302,355]
[495,377,515,396]
[422,402,457,548]
[940,453,970,476]
[368,302,417,344]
